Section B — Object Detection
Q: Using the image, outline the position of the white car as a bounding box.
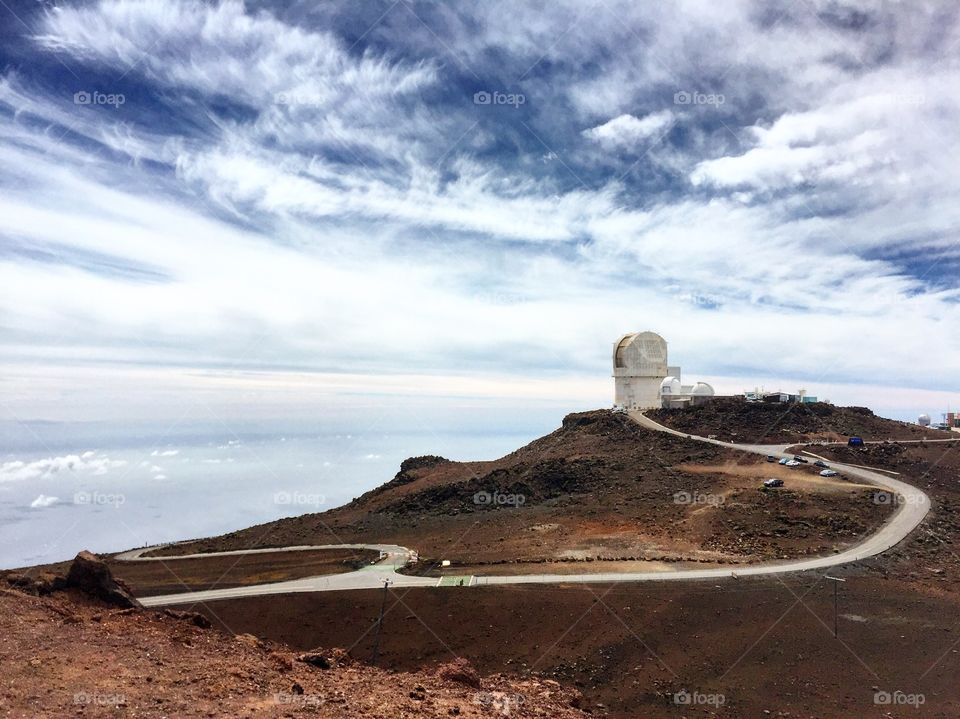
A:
[785,460,801,467]
[819,469,839,477]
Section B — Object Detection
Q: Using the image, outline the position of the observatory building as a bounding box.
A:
[612,331,715,410]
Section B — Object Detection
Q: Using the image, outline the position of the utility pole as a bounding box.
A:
[370,579,391,665]
[824,575,846,638]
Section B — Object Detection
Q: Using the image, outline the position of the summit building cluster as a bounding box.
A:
[612,331,715,411]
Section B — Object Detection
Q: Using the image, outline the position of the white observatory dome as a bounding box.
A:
[918,414,931,426]
[660,376,681,395]
[691,381,715,396]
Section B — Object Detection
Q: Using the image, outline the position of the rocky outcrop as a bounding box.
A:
[65,551,141,608]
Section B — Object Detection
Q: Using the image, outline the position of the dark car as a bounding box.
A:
[764,478,784,488]
[793,456,809,463]
[814,460,828,468]
[766,455,777,463]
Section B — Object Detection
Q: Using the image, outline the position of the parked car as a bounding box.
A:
[764,478,784,488]
[766,455,777,463]
[814,460,828,468]
[785,460,801,467]
[848,436,864,447]
[778,457,790,465]
[819,469,839,477]
[793,456,809,463]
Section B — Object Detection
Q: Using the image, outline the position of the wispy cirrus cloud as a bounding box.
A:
[0,0,956,421]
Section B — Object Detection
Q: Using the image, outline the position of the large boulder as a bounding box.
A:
[65,551,141,608]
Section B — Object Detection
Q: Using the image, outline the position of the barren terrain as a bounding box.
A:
[143,411,894,574]
[0,585,586,718]
[178,574,960,719]
[174,435,960,718]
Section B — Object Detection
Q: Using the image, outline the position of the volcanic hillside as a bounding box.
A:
[646,396,944,444]
[1,555,586,719]
[143,411,893,574]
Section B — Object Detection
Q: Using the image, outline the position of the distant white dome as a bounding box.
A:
[691,381,715,396]
[660,376,681,395]
[918,414,931,426]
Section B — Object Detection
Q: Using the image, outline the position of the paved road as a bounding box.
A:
[121,544,438,607]
[125,412,930,606]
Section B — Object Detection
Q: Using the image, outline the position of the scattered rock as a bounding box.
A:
[298,651,332,669]
[161,608,211,628]
[437,657,481,689]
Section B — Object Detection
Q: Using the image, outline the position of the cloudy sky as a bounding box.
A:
[1,0,959,428]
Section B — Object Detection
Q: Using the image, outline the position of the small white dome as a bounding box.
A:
[660,376,681,394]
[691,381,715,396]
[918,414,931,426]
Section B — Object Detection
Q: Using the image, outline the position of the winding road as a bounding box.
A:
[122,412,930,607]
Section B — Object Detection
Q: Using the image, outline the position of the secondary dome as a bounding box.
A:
[660,376,681,394]
[691,381,715,396]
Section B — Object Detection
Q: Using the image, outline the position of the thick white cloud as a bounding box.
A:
[582,111,675,150]
[0,453,127,483]
[29,495,60,509]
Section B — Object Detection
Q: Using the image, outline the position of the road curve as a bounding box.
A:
[125,412,930,606]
